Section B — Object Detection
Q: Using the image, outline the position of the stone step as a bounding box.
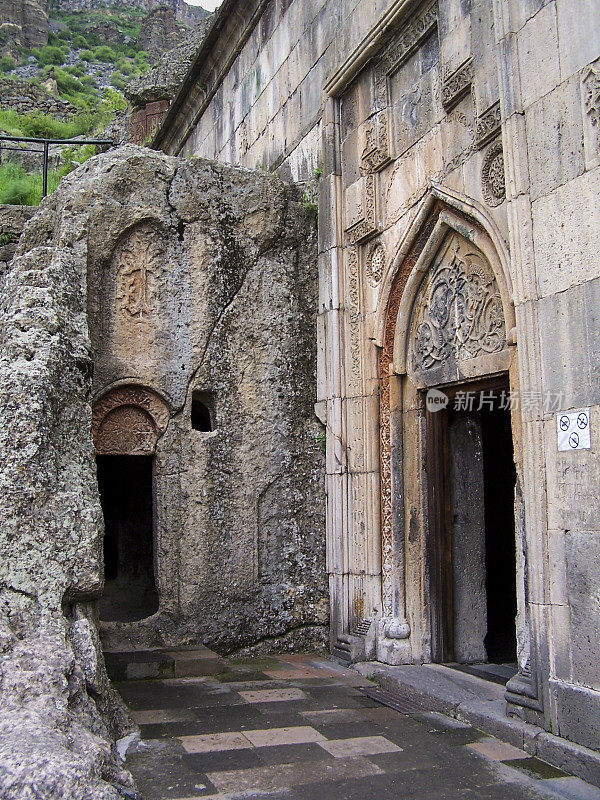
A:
[104,645,225,681]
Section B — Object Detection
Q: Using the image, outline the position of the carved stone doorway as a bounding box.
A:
[97,455,159,622]
[427,380,517,667]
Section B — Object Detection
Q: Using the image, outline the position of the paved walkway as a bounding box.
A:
[119,654,600,800]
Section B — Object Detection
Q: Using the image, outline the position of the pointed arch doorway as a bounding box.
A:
[378,203,521,671]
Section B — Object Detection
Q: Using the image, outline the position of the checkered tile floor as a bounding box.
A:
[118,654,600,800]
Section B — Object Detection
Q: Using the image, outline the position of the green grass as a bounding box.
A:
[0,145,97,206]
[0,106,116,139]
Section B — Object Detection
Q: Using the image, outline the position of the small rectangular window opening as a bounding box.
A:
[191,391,215,432]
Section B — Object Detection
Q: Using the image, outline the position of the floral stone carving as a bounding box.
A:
[411,234,506,375]
[92,385,170,455]
[481,139,506,206]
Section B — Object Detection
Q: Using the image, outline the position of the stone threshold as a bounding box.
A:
[353,661,600,789]
[104,645,225,681]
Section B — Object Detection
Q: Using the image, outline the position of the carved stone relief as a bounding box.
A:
[475,100,501,149]
[345,174,379,245]
[93,385,170,455]
[583,59,600,149]
[346,247,362,379]
[410,234,506,376]
[441,57,473,111]
[481,138,506,206]
[114,223,166,321]
[366,241,385,287]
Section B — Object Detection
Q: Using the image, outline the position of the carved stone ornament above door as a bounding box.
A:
[409,233,506,386]
[93,385,170,455]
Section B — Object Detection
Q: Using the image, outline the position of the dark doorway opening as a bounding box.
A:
[97,455,159,622]
[427,380,517,670]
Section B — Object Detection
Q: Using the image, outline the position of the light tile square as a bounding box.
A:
[131,708,196,724]
[467,738,528,761]
[178,732,251,753]
[318,735,403,758]
[243,726,327,747]
[239,688,308,703]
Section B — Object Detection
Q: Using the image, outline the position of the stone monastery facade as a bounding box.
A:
[150,0,600,752]
[1,1,599,795]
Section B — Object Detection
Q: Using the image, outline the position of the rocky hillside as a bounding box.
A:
[0,0,212,204]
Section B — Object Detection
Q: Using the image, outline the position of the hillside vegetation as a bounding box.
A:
[0,1,204,203]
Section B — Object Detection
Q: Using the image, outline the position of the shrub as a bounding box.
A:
[37,45,66,67]
[93,45,117,64]
[0,178,34,206]
[117,59,134,76]
[73,34,89,49]
[0,55,16,73]
[79,49,95,62]
[110,71,126,91]
[102,87,127,112]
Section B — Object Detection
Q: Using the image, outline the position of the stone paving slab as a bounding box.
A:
[122,655,600,800]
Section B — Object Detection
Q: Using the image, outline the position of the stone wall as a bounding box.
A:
[0,175,135,799]
[153,0,600,754]
[60,146,326,655]
[0,77,76,118]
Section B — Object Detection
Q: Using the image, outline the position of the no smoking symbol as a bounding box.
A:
[569,432,580,449]
[577,413,588,429]
[559,416,570,431]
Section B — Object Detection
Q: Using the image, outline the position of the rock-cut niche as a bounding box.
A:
[92,385,169,623]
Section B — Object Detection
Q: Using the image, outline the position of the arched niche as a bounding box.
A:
[92,385,170,455]
[92,385,169,624]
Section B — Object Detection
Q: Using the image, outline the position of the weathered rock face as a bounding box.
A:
[73,146,326,654]
[6,145,326,663]
[126,13,213,106]
[0,0,48,55]
[54,0,208,26]
[0,190,136,796]
[136,6,183,60]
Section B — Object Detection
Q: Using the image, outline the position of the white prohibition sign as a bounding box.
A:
[557,408,591,451]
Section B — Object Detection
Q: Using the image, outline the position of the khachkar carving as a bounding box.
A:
[411,235,506,374]
[583,59,600,149]
[345,175,379,245]
[114,223,165,321]
[481,138,506,207]
[441,58,473,111]
[475,101,501,149]
[93,385,170,455]
[366,241,385,287]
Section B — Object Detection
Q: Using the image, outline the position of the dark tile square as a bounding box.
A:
[219,671,270,682]
[190,704,264,731]
[257,743,334,766]
[503,757,570,780]
[183,748,264,773]
[310,720,384,739]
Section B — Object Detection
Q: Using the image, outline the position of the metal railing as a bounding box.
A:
[0,134,113,198]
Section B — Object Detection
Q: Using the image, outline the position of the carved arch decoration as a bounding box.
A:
[92,385,170,456]
[376,192,515,617]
